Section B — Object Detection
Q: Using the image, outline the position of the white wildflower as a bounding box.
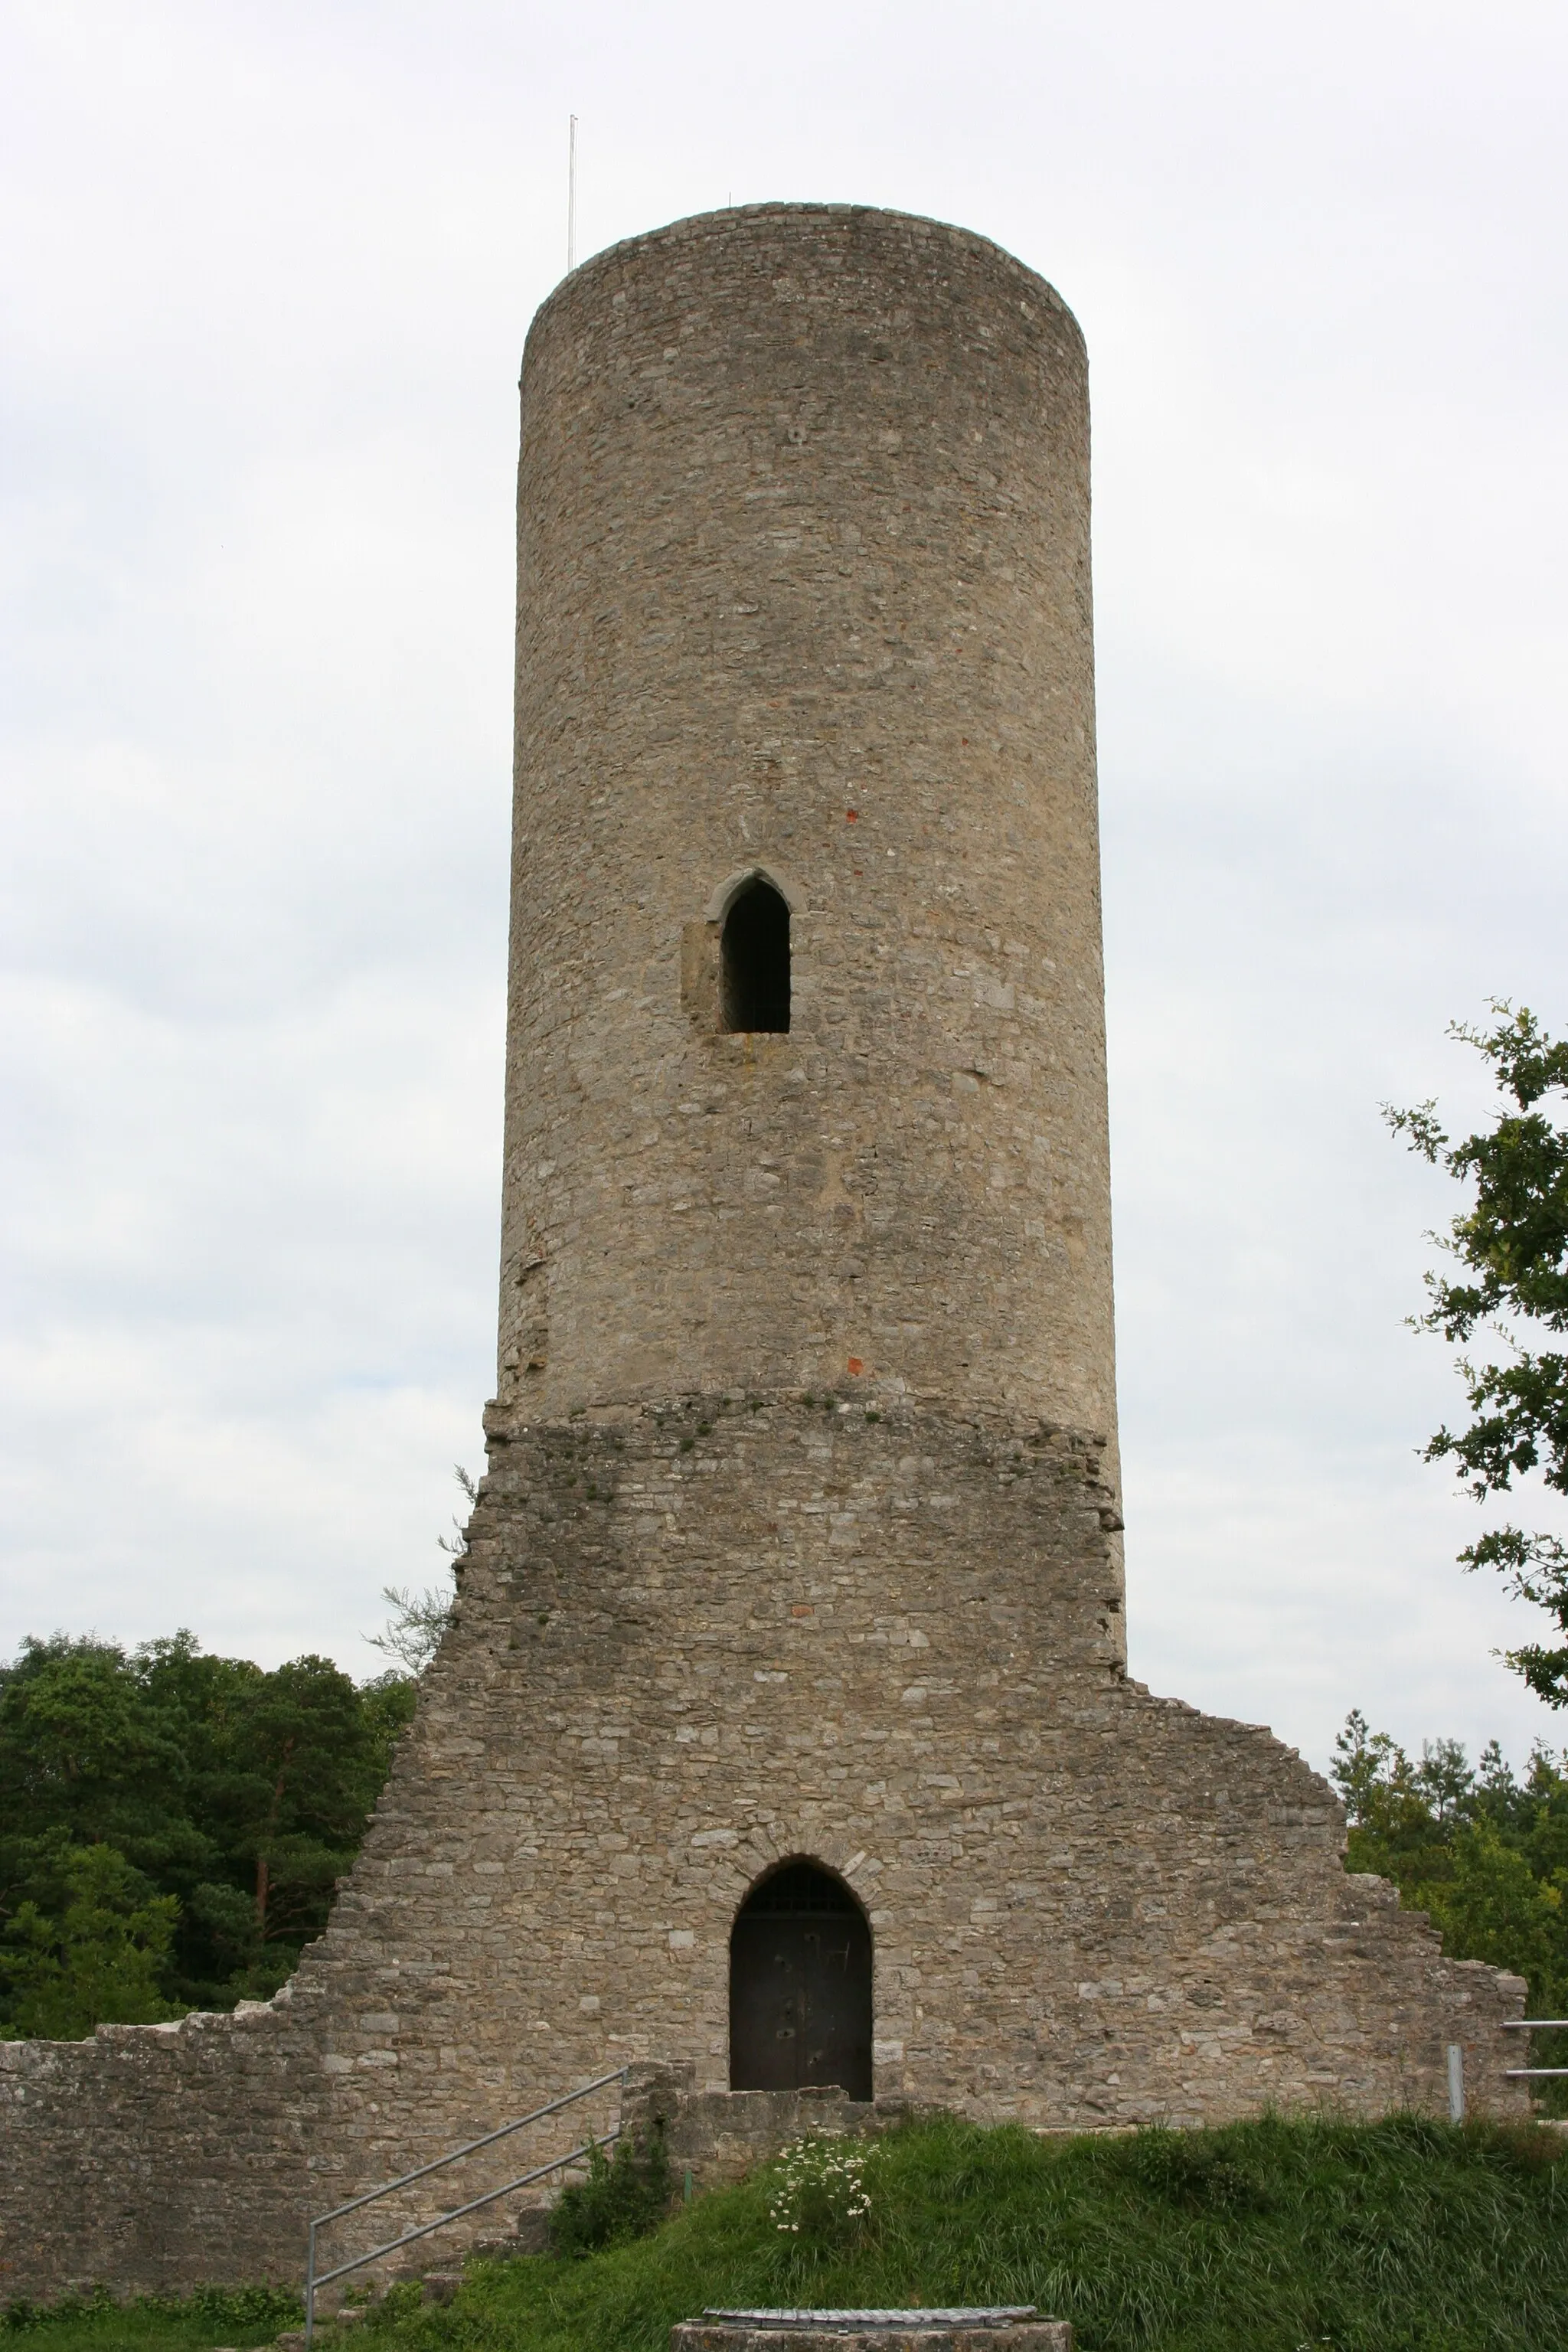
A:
[767,2132,874,2243]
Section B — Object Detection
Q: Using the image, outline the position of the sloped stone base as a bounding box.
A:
[0,1396,1528,2298]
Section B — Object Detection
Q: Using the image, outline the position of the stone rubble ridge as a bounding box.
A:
[480,1389,1116,1449]
[0,1977,297,2054]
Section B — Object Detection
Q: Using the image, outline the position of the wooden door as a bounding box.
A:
[730,1888,872,2099]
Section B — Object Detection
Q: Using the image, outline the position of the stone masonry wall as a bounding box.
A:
[501,205,1119,1454]
[315,1394,1523,2142]
[0,1998,322,2298]
[0,1394,1530,2298]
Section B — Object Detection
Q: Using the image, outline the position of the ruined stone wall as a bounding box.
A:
[303,1396,1522,2150]
[0,1395,1530,2297]
[0,1998,323,2298]
[500,204,1118,1451]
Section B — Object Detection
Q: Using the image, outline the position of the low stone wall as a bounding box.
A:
[0,1994,322,2298]
[622,2070,910,2193]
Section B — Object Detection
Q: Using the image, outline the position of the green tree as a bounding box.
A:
[1333,1710,1568,2105]
[0,1841,181,2040]
[225,1655,385,1954]
[1386,1004,1568,1704]
[1426,1821,1564,1994]
[0,1632,416,2034]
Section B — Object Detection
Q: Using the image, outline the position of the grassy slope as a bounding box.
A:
[9,2117,1566,2352]
[355,2115,1566,2352]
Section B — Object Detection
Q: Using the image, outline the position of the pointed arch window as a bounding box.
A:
[720,878,790,1034]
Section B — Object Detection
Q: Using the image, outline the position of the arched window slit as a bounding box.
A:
[720,879,790,1033]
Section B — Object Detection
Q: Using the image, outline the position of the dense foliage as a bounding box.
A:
[1387,1004,1568,1702]
[331,2113,1568,2352]
[2,2285,300,2341]
[0,1632,415,2038]
[1332,1708,1568,2100]
[547,2127,674,2258]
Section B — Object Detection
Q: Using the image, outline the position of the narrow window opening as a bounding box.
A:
[720,879,790,1033]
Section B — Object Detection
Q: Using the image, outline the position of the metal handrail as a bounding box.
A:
[304,2064,629,2344]
[1501,2018,1568,2080]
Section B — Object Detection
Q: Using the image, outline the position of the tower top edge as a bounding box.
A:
[522,200,1083,366]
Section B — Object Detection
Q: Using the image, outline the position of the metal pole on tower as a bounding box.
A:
[567,115,578,273]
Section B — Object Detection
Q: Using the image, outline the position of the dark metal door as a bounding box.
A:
[730,1906,873,2099]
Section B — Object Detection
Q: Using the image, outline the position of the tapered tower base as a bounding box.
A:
[0,1394,1527,2296]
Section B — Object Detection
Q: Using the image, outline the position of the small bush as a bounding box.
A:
[189,2288,302,2334]
[4,2291,146,2335]
[356,2284,423,2333]
[547,2127,672,2258]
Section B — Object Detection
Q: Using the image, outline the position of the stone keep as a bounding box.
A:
[499,201,1115,1447]
[0,204,1528,2300]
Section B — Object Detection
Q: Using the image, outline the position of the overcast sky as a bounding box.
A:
[3,0,1566,1778]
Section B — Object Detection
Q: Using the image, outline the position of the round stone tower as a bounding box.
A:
[0,211,1532,2307]
[499,203,1116,1454]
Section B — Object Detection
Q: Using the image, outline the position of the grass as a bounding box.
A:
[8,2115,1566,2352]
[351,2112,1566,2352]
[0,2288,300,2352]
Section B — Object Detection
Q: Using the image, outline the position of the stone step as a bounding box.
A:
[418,2274,466,2306]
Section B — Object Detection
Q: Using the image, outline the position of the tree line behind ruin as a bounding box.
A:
[0,1630,414,2037]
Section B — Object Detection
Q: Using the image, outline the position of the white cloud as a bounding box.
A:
[2,0,1566,1775]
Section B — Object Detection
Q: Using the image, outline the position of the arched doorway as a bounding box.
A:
[729,1860,872,2099]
